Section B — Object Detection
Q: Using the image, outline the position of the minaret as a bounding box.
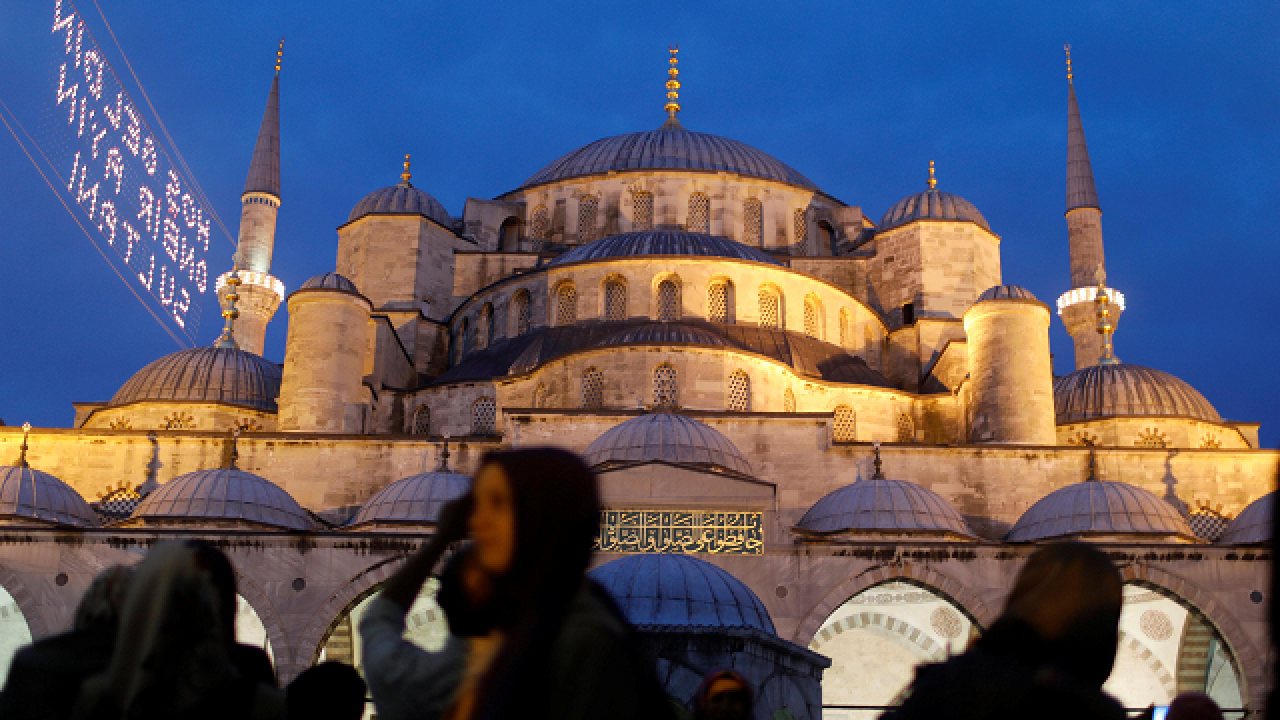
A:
[1056,45,1125,370]
[217,39,286,357]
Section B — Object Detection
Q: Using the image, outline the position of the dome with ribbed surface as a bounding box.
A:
[348,470,470,529]
[599,322,730,348]
[880,189,990,232]
[1218,492,1272,545]
[583,413,752,476]
[521,124,817,191]
[549,231,781,267]
[1007,481,1194,542]
[348,183,451,228]
[0,466,97,527]
[131,468,311,530]
[299,272,359,293]
[796,477,974,538]
[590,554,775,633]
[1053,364,1220,424]
[111,347,282,412]
[977,285,1038,302]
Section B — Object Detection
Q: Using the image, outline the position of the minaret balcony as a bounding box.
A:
[1056,286,1125,316]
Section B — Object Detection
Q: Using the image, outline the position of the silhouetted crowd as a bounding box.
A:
[0,448,1242,720]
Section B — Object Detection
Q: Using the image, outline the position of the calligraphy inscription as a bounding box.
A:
[594,510,763,555]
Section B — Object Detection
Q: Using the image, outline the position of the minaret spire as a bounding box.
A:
[1065,45,1099,215]
[243,41,282,202]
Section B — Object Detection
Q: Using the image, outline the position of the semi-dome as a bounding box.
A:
[348,470,470,529]
[130,467,311,530]
[582,412,752,476]
[796,477,974,539]
[0,466,98,527]
[549,230,781,267]
[977,285,1037,302]
[348,183,451,228]
[111,347,283,413]
[1218,492,1272,545]
[590,554,775,633]
[599,322,731,349]
[1053,364,1221,424]
[880,188,990,232]
[521,124,818,192]
[299,272,359,294]
[1007,481,1194,542]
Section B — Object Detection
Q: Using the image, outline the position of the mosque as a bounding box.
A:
[0,46,1274,719]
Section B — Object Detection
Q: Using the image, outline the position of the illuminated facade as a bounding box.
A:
[0,46,1274,719]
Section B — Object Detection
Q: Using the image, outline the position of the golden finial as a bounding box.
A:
[215,270,241,350]
[275,37,285,74]
[1065,43,1073,83]
[664,44,681,122]
[927,161,937,190]
[400,153,412,186]
[1093,264,1119,365]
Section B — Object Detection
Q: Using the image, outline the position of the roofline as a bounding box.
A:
[875,216,1002,241]
[100,398,278,414]
[1054,412,1228,426]
[497,167,844,206]
[336,210,457,236]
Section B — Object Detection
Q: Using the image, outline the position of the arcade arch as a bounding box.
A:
[0,581,32,680]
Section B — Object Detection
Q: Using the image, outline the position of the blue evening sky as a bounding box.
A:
[0,1,1276,446]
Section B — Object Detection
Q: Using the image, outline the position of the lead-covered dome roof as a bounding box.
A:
[110,347,283,413]
[0,466,97,527]
[131,467,311,530]
[549,231,781,267]
[880,188,990,232]
[977,285,1037,302]
[1007,481,1194,542]
[1053,364,1221,424]
[522,124,818,191]
[601,322,730,348]
[590,553,775,633]
[796,477,974,539]
[582,412,752,476]
[300,272,359,293]
[1218,492,1272,545]
[348,470,470,529]
[349,182,452,228]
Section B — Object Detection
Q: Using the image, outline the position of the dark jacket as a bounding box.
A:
[0,628,117,720]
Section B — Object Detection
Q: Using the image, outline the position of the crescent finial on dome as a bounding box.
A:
[664,44,681,126]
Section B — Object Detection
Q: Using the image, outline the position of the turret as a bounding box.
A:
[217,40,287,357]
[963,285,1056,444]
[277,274,371,433]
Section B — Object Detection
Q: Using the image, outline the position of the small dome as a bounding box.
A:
[880,189,990,232]
[348,183,451,228]
[1053,364,1221,424]
[582,413,752,476]
[599,322,731,348]
[110,347,282,413]
[299,273,359,293]
[131,468,311,530]
[1219,492,1272,545]
[796,477,974,538]
[590,554,775,633]
[549,231,781,267]
[522,124,817,191]
[1007,481,1194,542]
[977,285,1037,302]
[0,466,97,527]
[348,470,470,529]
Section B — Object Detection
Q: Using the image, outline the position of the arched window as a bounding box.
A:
[819,221,837,255]
[530,204,550,241]
[839,309,851,348]
[896,413,915,443]
[687,192,710,233]
[455,319,469,363]
[512,290,531,336]
[656,278,681,321]
[758,287,781,329]
[582,367,604,408]
[577,194,599,242]
[555,282,577,326]
[472,397,497,435]
[727,370,750,412]
[804,296,822,339]
[653,364,678,406]
[533,383,547,409]
[478,304,494,350]
[499,216,523,252]
[783,388,796,413]
[834,405,856,442]
[793,208,808,248]
[743,197,763,245]
[707,281,732,323]
[411,406,431,435]
[604,278,628,322]
[632,191,654,230]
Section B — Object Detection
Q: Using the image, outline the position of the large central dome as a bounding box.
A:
[520,123,819,191]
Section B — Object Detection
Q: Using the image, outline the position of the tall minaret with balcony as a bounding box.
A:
[217,40,286,356]
[1056,46,1125,369]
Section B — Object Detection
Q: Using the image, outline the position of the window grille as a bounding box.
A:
[632,192,654,230]
[743,198,763,245]
[896,413,915,443]
[604,280,627,321]
[707,282,729,323]
[793,208,807,246]
[834,405,856,441]
[578,195,599,242]
[555,283,577,326]
[783,388,796,413]
[804,298,820,338]
[582,367,604,408]
[1135,428,1168,448]
[513,291,531,336]
[758,288,780,329]
[530,205,551,240]
[839,309,850,348]
[653,364,678,406]
[411,406,431,435]
[479,305,494,349]
[687,193,710,233]
[94,487,142,522]
[727,371,750,411]
[1187,507,1229,541]
[533,384,547,409]
[472,398,497,435]
[656,279,681,321]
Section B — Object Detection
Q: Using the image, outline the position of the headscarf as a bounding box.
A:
[73,565,135,632]
[1166,692,1224,720]
[693,669,753,720]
